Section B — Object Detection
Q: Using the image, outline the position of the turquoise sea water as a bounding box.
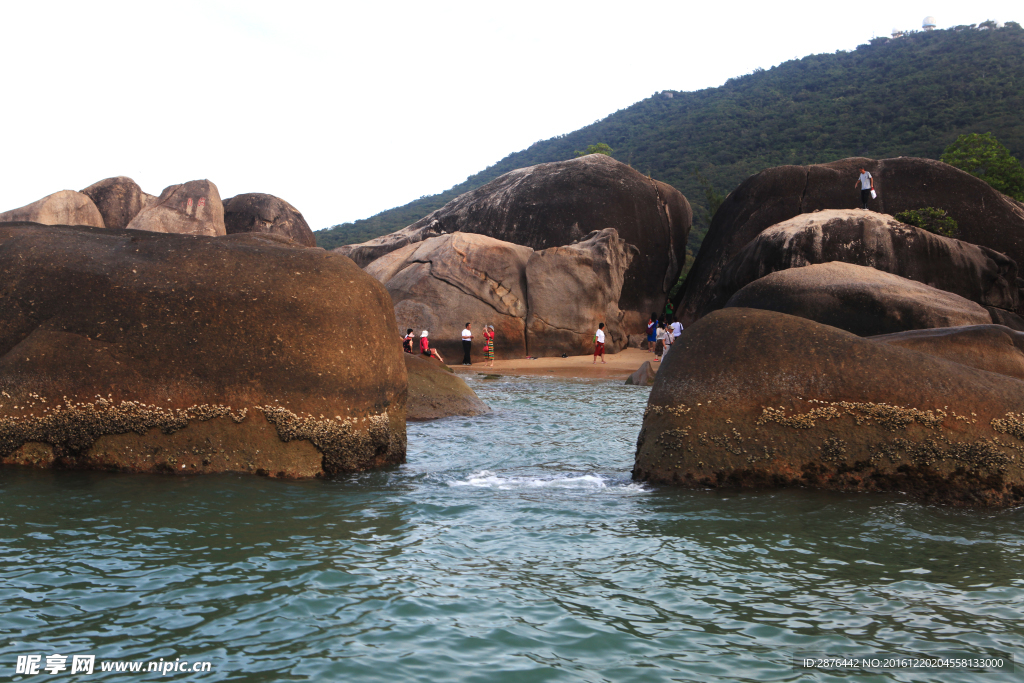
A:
[2,375,1023,682]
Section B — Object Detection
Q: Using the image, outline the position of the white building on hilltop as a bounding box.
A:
[923,16,937,30]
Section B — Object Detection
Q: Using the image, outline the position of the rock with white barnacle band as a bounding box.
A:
[633,307,1024,507]
[0,223,406,477]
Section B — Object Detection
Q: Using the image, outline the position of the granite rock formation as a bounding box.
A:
[724,262,994,336]
[81,177,149,231]
[366,229,635,361]
[126,179,225,236]
[707,210,1019,316]
[0,224,405,477]
[405,354,490,420]
[872,325,1024,381]
[677,157,1024,323]
[0,190,104,228]
[339,154,691,324]
[367,232,532,362]
[625,361,658,386]
[525,229,637,356]
[223,193,316,247]
[633,307,1024,507]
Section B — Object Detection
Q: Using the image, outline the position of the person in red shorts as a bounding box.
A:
[593,322,606,364]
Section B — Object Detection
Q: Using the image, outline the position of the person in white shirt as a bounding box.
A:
[854,168,875,209]
[662,320,675,360]
[461,323,473,365]
[593,322,606,364]
[654,323,667,361]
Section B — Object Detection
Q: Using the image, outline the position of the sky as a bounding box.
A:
[1,1,1020,230]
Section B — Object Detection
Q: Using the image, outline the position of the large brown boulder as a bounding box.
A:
[725,262,995,336]
[366,229,636,360]
[223,193,315,247]
[367,232,532,362]
[405,354,489,420]
[633,308,1024,507]
[339,154,691,323]
[525,228,636,356]
[0,223,405,478]
[126,179,225,236]
[0,190,104,228]
[872,325,1024,381]
[706,210,1019,316]
[80,177,148,231]
[677,157,1024,323]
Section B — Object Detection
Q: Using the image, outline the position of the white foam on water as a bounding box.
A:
[448,470,647,492]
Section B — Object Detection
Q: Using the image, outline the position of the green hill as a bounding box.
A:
[316,23,1024,256]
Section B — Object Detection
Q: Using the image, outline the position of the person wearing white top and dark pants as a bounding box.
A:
[855,168,875,209]
[461,323,473,365]
[593,322,606,364]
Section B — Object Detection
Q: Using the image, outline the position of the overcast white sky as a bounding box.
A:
[1,1,1019,230]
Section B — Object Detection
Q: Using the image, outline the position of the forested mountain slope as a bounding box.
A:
[317,24,1024,253]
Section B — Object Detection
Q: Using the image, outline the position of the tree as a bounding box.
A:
[893,207,958,238]
[574,143,613,157]
[693,169,726,227]
[940,133,1024,200]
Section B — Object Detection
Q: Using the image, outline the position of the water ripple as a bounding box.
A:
[1,375,1022,681]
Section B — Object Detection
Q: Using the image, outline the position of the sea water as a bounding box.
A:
[1,376,1022,682]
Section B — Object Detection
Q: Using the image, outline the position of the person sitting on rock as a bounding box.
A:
[403,328,415,353]
[854,167,875,209]
[420,330,444,363]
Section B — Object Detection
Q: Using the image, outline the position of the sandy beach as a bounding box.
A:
[449,347,654,380]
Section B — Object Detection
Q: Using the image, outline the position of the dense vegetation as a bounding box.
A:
[317,23,1024,252]
[894,207,959,237]
[941,132,1024,200]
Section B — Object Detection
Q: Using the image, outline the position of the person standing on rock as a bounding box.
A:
[593,323,607,364]
[854,168,875,209]
[483,324,495,368]
[461,323,473,365]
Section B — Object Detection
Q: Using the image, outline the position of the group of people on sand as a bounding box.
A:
[402,306,683,368]
[647,306,683,363]
[459,323,495,367]
[401,323,495,368]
